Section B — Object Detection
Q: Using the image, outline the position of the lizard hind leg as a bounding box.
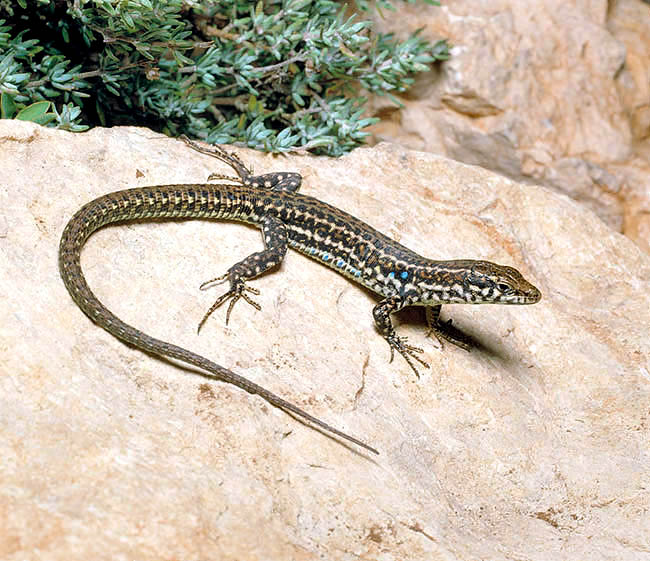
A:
[197,216,288,333]
[181,135,302,192]
[197,273,262,332]
[181,135,253,184]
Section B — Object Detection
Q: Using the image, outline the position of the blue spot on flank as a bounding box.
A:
[400,271,408,279]
[323,253,330,261]
[354,270,361,277]
[309,248,316,255]
[336,259,345,267]
[388,271,395,279]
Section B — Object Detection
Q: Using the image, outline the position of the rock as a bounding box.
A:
[610,0,650,142]
[609,0,650,255]
[1,121,649,560]
[367,0,650,252]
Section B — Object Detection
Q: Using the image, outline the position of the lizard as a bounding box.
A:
[58,137,542,455]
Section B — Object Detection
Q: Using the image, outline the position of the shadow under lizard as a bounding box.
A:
[59,138,542,455]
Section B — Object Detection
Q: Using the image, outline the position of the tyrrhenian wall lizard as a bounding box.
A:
[59,138,541,455]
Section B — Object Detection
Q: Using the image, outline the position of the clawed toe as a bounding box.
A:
[426,324,472,352]
[425,309,472,351]
[197,276,262,332]
[386,334,430,378]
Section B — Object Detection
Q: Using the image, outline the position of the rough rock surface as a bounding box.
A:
[1,121,649,560]
[368,0,650,253]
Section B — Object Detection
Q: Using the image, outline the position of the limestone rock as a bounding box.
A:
[1,122,649,560]
[367,0,650,252]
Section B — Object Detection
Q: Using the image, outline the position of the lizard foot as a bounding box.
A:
[426,318,472,351]
[386,334,430,378]
[197,273,261,332]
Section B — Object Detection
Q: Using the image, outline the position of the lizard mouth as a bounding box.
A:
[499,286,541,305]
[521,287,542,304]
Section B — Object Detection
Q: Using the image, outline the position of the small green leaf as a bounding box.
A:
[16,101,51,122]
[96,99,106,127]
[32,113,56,126]
[1,93,16,119]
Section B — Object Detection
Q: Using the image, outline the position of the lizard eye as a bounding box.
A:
[496,283,511,293]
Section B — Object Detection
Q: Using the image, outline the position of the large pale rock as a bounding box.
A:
[609,0,650,254]
[368,0,650,252]
[610,0,650,142]
[1,121,649,560]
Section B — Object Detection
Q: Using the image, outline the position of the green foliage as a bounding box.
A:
[0,1,449,154]
[355,0,440,13]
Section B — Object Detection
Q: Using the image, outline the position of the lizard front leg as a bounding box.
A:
[373,296,430,377]
[425,305,472,351]
[198,215,288,331]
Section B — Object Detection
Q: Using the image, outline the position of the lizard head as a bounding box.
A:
[464,261,542,304]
